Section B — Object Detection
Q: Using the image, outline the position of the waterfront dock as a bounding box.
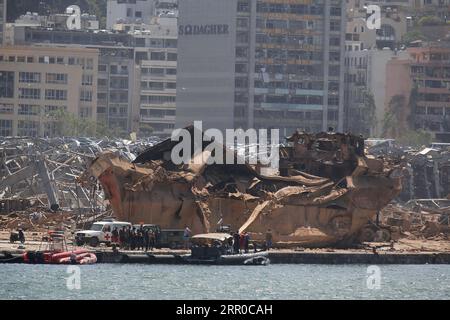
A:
[92,249,450,265]
[2,231,450,265]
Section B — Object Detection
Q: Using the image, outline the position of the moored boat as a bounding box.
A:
[22,231,97,265]
[179,233,270,265]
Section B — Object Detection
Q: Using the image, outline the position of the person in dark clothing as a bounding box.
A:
[143,228,149,252]
[18,229,25,244]
[233,232,240,254]
[137,225,144,251]
[265,229,273,251]
[149,230,155,251]
[119,227,125,248]
[111,227,119,245]
[125,227,131,250]
[130,228,136,250]
[244,232,250,253]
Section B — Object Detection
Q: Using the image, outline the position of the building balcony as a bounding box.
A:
[141,88,176,94]
[140,115,175,123]
[417,100,449,107]
[418,87,450,94]
[260,102,323,111]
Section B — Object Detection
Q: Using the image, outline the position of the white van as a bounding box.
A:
[75,219,131,247]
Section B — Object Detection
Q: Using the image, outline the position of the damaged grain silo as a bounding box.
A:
[81,126,402,248]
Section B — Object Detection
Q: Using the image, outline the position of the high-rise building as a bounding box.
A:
[386,45,450,142]
[107,0,156,29]
[0,46,98,137]
[344,45,410,136]
[0,0,6,46]
[176,0,347,136]
[135,17,178,137]
[13,27,139,135]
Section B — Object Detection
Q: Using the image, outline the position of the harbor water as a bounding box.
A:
[1,264,449,300]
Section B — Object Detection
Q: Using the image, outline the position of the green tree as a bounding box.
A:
[383,95,406,138]
[139,124,154,137]
[46,109,118,138]
[401,30,426,44]
[397,129,433,147]
[418,15,445,26]
[363,91,377,135]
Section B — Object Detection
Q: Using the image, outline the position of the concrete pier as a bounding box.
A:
[92,250,450,265]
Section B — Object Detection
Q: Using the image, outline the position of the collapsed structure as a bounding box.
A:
[0,136,159,215]
[368,141,450,201]
[83,127,402,247]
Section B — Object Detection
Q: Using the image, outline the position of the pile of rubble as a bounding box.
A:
[0,136,160,216]
[367,141,450,201]
[370,199,450,242]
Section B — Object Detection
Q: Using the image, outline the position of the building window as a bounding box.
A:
[45,89,67,101]
[0,71,14,98]
[98,64,107,72]
[19,88,41,99]
[148,82,164,90]
[44,105,67,115]
[80,90,92,102]
[237,2,250,12]
[150,52,165,61]
[85,58,94,70]
[166,68,176,75]
[19,72,41,83]
[135,11,142,18]
[79,107,92,118]
[166,82,176,89]
[17,120,39,137]
[237,17,249,28]
[0,119,12,136]
[330,20,341,32]
[82,74,93,86]
[18,104,40,115]
[0,103,13,114]
[135,38,146,47]
[165,39,177,48]
[46,73,68,84]
[167,53,177,61]
[150,39,163,48]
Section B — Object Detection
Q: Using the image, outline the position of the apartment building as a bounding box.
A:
[0,0,6,46]
[0,46,98,137]
[408,45,450,142]
[14,27,139,134]
[344,45,410,136]
[107,0,157,29]
[176,0,347,136]
[345,0,410,50]
[134,17,177,137]
[13,13,178,137]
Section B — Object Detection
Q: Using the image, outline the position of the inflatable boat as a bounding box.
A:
[179,233,270,265]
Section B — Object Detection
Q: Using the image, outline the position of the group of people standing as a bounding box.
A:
[231,229,273,254]
[111,225,157,251]
[232,231,251,254]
